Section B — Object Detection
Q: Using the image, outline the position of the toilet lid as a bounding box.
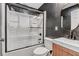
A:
[34,47,49,55]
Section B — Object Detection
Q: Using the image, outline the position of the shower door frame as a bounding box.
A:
[4,3,45,52]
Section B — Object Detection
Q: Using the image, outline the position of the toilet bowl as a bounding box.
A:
[33,37,52,56]
[33,47,49,56]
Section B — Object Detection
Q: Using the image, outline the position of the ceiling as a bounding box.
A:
[21,3,77,10]
[22,3,44,9]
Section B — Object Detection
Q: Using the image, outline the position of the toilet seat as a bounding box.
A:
[33,47,49,56]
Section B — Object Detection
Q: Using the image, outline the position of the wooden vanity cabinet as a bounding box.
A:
[53,43,79,56]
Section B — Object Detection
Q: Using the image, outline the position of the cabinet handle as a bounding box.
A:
[39,33,42,36]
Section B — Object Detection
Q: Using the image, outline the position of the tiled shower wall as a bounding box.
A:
[39,3,65,37]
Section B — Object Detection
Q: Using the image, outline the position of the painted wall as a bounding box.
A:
[39,3,65,37]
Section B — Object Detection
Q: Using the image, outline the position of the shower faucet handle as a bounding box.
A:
[39,33,42,36]
[38,39,41,40]
[38,38,41,43]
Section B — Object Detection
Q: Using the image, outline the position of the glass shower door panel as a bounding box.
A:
[7,11,32,51]
[30,14,43,44]
[6,6,43,51]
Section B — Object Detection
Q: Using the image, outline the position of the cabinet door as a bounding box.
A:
[63,51,73,56]
[53,43,57,56]
[53,43,79,56]
[53,44,63,56]
[63,47,79,56]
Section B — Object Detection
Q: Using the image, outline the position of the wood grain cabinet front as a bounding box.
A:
[53,43,79,56]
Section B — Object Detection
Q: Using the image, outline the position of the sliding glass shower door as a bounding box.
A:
[5,4,44,52]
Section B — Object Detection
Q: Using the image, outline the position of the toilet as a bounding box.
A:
[33,47,49,56]
[33,37,52,56]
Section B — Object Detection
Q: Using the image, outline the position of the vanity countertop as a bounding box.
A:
[45,37,79,52]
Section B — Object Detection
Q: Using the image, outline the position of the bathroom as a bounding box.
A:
[0,3,79,56]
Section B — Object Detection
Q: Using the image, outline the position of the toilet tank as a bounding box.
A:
[44,37,53,50]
